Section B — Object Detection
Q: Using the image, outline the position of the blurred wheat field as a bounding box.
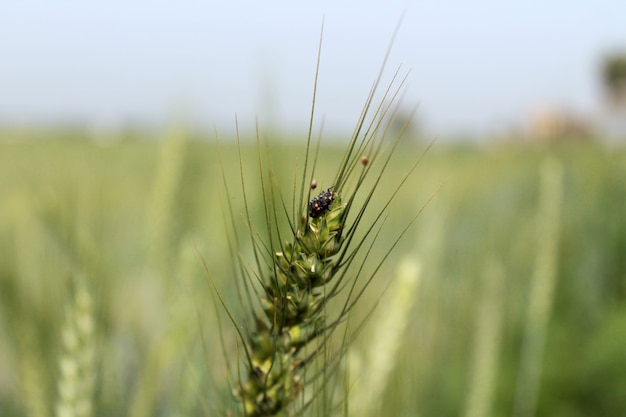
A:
[1,129,625,416]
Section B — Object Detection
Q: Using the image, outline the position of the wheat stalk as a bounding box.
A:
[18,326,50,417]
[463,261,506,417]
[145,123,188,271]
[348,258,422,417]
[512,158,564,417]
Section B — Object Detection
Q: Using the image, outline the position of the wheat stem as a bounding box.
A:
[348,258,421,417]
[145,124,188,270]
[463,262,506,417]
[512,158,564,417]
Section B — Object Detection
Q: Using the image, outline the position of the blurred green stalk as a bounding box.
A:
[512,158,564,417]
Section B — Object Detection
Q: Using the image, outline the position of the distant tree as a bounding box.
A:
[602,53,626,107]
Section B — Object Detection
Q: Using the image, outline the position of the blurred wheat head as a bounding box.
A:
[55,280,95,417]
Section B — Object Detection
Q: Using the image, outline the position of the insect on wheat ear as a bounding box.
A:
[308,187,337,218]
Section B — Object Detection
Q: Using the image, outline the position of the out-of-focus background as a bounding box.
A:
[2,1,626,140]
[1,2,625,417]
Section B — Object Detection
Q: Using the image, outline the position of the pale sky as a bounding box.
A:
[1,1,625,137]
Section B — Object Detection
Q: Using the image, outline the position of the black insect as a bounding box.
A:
[308,188,337,218]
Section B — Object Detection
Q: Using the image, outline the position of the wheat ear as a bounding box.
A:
[217,23,431,417]
[55,281,96,417]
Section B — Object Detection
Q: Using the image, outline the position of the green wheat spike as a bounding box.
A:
[218,22,432,417]
[55,280,96,417]
[236,192,347,416]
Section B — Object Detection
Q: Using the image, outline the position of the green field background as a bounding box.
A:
[1,128,625,416]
